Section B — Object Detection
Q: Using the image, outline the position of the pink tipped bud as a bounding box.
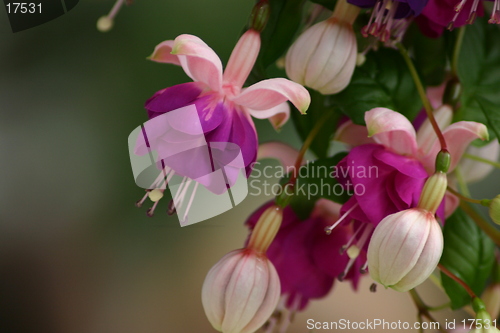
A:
[285,6,358,95]
[367,208,444,292]
[202,249,281,333]
[418,172,448,214]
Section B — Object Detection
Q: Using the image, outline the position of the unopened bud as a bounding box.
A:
[367,208,444,292]
[249,0,270,32]
[285,0,359,95]
[202,249,281,333]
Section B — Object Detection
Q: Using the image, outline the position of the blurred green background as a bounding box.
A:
[0,1,497,332]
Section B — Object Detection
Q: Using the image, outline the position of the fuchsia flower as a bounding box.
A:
[246,200,363,313]
[134,30,310,216]
[335,106,488,227]
[415,0,486,37]
[348,0,428,40]
[146,29,309,171]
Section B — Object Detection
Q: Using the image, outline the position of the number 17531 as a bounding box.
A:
[6,3,41,14]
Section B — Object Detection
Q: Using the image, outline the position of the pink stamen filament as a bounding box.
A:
[325,203,359,234]
[146,201,160,217]
[135,191,149,208]
[340,223,365,254]
[107,0,125,21]
[338,224,374,280]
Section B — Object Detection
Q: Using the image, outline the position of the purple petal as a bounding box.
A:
[145,82,203,117]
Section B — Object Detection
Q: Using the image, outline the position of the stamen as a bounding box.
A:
[340,224,365,254]
[370,283,377,292]
[361,0,400,41]
[167,200,176,215]
[489,0,500,23]
[135,191,149,208]
[97,0,126,32]
[146,201,160,217]
[338,223,374,280]
[360,260,369,274]
[325,203,359,234]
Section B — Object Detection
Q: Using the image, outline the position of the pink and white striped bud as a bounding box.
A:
[285,0,359,95]
[201,249,281,333]
[367,208,444,292]
[202,206,282,333]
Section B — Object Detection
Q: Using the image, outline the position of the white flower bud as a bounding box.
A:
[202,249,281,333]
[367,208,444,292]
[285,3,358,95]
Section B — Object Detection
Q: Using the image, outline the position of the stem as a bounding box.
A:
[460,201,500,247]
[409,290,448,333]
[451,27,466,76]
[447,186,484,205]
[438,263,477,299]
[396,43,447,152]
[463,153,500,169]
[288,111,334,186]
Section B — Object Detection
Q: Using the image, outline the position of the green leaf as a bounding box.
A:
[291,89,339,158]
[405,24,447,86]
[329,48,422,125]
[440,207,496,310]
[457,17,500,142]
[285,152,349,220]
[308,0,336,10]
[250,0,305,81]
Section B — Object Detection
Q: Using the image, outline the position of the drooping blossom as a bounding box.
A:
[347,0,429,40]
[335,106,488,227]
[202,204,283,333]
[415,0,486,37]
[285,0,359,94]
[324,107,488,289]
[133,29,310,216]
[367,171,447,291]
[245,143,365,321]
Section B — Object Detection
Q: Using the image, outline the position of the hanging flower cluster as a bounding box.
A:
[117,0,500,331]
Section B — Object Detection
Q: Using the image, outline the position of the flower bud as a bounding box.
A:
[482,284,500,320]
[202,249,281,333]
[285,0,359,95]
[418,171,448,214]
[367,208,444,292]
[469,305,500,333]
[489,195,500,225]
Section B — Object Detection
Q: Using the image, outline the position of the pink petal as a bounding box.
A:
[421,121,489,173]
[233,78,310,114]
[247,102,290,130]
[416,105,453,156]
[223,30,260,90]
[365,108,418,156]
[148,40,181,65]
[459,139,500,183]
[172,34,223,92]
[334,120,375,147]
[257,142,300,169]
